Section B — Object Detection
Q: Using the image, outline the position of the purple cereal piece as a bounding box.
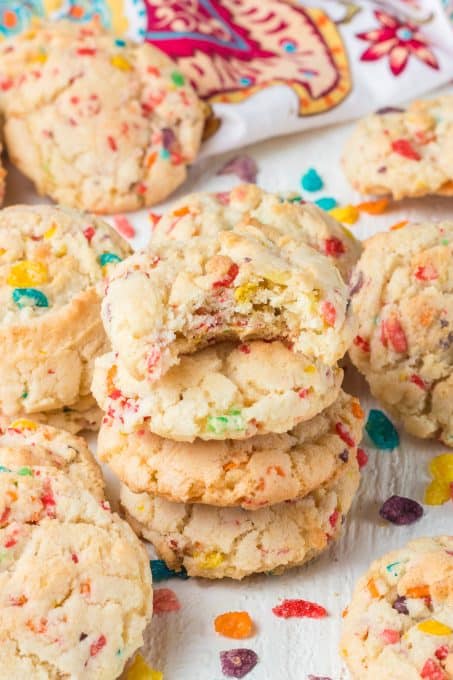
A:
[375,107,405,114]
[161,127,176,150]
[217,155,258,183]
[220,649,258,678]
[379,495,423,525]
[349,270,364,297]
[339,450,349,463]
[392,596,409,615]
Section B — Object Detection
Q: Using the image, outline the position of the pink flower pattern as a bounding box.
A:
[357,10,439,76]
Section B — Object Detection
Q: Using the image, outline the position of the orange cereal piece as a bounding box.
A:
[173,206,191,217]
[357,198,389,215]
[214,611,254,639]
[390,220,408,231]
[406,585,430,599]
[367,579,380,599]
[352,400,364,420]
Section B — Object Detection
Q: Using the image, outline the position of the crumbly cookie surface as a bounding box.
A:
[0,418,104,498]
[343,97,453,199]
[93,342,343,441]
[349,221,453,445]
[0,204,130,416]
[341,536,453,680]
[103,225,355,383]
[152,183,362,281]
[0,139,5,205]
[121,456,360,579]
[98,389,363,509]
[0,466,152,679]
[0,21,206,213]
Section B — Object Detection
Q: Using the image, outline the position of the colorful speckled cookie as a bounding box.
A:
[0,418,104,498]
[0,204,131,420]
[0,20,206,213]
[97,389,363,509]
[343,97,453,199]
[341,536,453,679]
[0,139,5,206]
[0,465,153,679]
[92,342,343,441]
[102,224,355,383]
[152,184,362,282]
[121,453,360,580]
[349,221,453,445]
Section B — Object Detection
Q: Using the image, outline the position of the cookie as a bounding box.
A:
[152,184,362,281]
[93,341,343,441]
[0,139,5,205]
[0,466,152,679]
[20,394,102,434]
[121,454,360,579]
[98,389,363,509]
[0,418,104,499]
[343,97,453,199]
[340,536,453,680]
[0,21,206,213]
[349,221,453,445]
[103,223,355,383]
[0,204,131,418]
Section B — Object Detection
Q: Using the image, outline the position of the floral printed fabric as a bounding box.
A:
[1,0,453,156]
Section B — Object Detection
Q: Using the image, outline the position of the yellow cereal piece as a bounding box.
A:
[304,365,316,374]
[111,55,132,71]
[329,205,359,225]
[429,453,453,482]
[234,282,258,304]
[0,248,5,256]
[126,654,163,680]
[7,260,48,287]
[9,419,38,431]
[417,620,452,636]
[424,480,451,506]
[199,551,224,569]
[27,52,47,64]
[55,245,67,258]
[44,224,57,239]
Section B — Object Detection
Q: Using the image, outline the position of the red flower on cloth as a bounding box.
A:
[357,10,439,76]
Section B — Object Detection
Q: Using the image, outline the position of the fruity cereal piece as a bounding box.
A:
[424,452,453,506]
[365,410,399,450]
[220,649,258,678]
[153,588,181,615]
[272,599,328,619]
[379,495,423,525]
[126,655,164,680]
[214,611,254,639]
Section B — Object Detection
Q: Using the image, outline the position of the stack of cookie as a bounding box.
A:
[0,419,152,677]
[94,184,365,579]
[0,204,131,432]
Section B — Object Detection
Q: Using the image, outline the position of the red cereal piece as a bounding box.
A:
[107,135,118,152]
[421,658,446,680]
[239,344,251,354]
[153,588,181,614]
[435,646,449,661]
[90,634,107,657]
[391,139,421,161]
[354,335,370,352]
[381,316,407,353]
[149,213,161,230]
[329,510,339,528]
[321,301,336,327]
[415,264,438,281]
[335,422,355,447]
[357,448,369,469]
[213,263,239,289]
[272,599,328,619]
[298,388,309,399]
[324,237,345,258]
[113,215,135,239]
[410,374,427,390]
[381,628,400,645]
[77,47,97,56]
[83,226,95,243]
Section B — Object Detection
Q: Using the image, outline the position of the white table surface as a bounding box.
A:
[4,86,453,680]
